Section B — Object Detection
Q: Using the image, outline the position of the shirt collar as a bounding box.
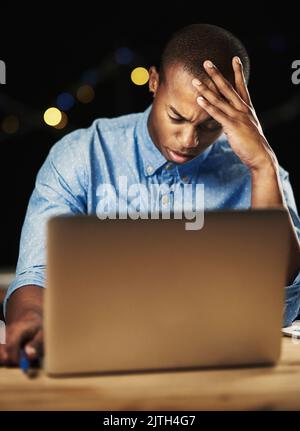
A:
[138,104,221,179]
[139,105,167,177]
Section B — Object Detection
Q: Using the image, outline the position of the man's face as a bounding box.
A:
[148,63,223,164]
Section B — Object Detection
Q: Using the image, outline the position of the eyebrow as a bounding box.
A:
[168,105,213,123]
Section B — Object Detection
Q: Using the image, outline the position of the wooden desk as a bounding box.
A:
[0,337,299,411]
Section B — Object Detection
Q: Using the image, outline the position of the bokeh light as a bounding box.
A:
[43,107,62,127]
[56,92,75,111]
[81,69,99,86]
[130,67,149,85]
[54,111,68,130]
[1,115,19,134]
[115,47,134,65]
[76,85,95,103]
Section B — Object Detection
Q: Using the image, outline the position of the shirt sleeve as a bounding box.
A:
[3,135,88,319]
[280,168,300,327]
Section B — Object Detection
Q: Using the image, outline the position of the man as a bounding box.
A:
[1,24,300,366]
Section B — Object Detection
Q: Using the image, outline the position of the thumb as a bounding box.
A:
[24,329,43,360]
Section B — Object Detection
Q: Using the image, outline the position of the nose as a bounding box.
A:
[177,126,198,150]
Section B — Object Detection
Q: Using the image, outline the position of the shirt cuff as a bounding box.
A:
[284,271,300,327]
[3,275,46,321]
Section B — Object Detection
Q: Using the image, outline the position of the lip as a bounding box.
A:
[167,148,195,163]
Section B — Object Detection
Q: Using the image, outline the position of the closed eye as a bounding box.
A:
[168,113,221,131]
[168,115,184,123]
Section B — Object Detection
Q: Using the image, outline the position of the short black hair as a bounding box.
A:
[159,23,250,85]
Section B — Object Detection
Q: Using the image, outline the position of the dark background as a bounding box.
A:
[0,2,299,268]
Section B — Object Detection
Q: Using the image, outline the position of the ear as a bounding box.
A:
[148,66,160,97]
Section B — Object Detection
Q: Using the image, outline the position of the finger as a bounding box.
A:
[24,329,44,360]
[4,323,40,365]
[196,96,231,128]
[203,60,246,111]
[232,56,252,106]
[192,79,237,117]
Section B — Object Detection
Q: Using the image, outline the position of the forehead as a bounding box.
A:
[162,63,218,119]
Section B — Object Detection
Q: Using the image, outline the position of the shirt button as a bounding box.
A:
[162,195,169,205]
[147,166,154,175]
[165,163,173,170]
[182,176,189,183]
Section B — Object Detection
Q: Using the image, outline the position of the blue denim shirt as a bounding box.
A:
[4,105,300,325]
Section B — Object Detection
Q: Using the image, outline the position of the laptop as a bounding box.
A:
[44,209,290,376]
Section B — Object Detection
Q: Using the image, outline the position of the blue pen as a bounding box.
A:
[19,347,41,377]
[19,347,30,373]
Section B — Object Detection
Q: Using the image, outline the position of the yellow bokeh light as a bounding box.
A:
[76,85,95,103]
[131,67,149,85]
[1,115,19,134]
[54,111,68,130]
[43,107,62,127]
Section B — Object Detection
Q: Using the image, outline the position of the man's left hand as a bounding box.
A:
[192,57,277,172]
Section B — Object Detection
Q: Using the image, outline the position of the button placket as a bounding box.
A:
[146,165,154,175]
